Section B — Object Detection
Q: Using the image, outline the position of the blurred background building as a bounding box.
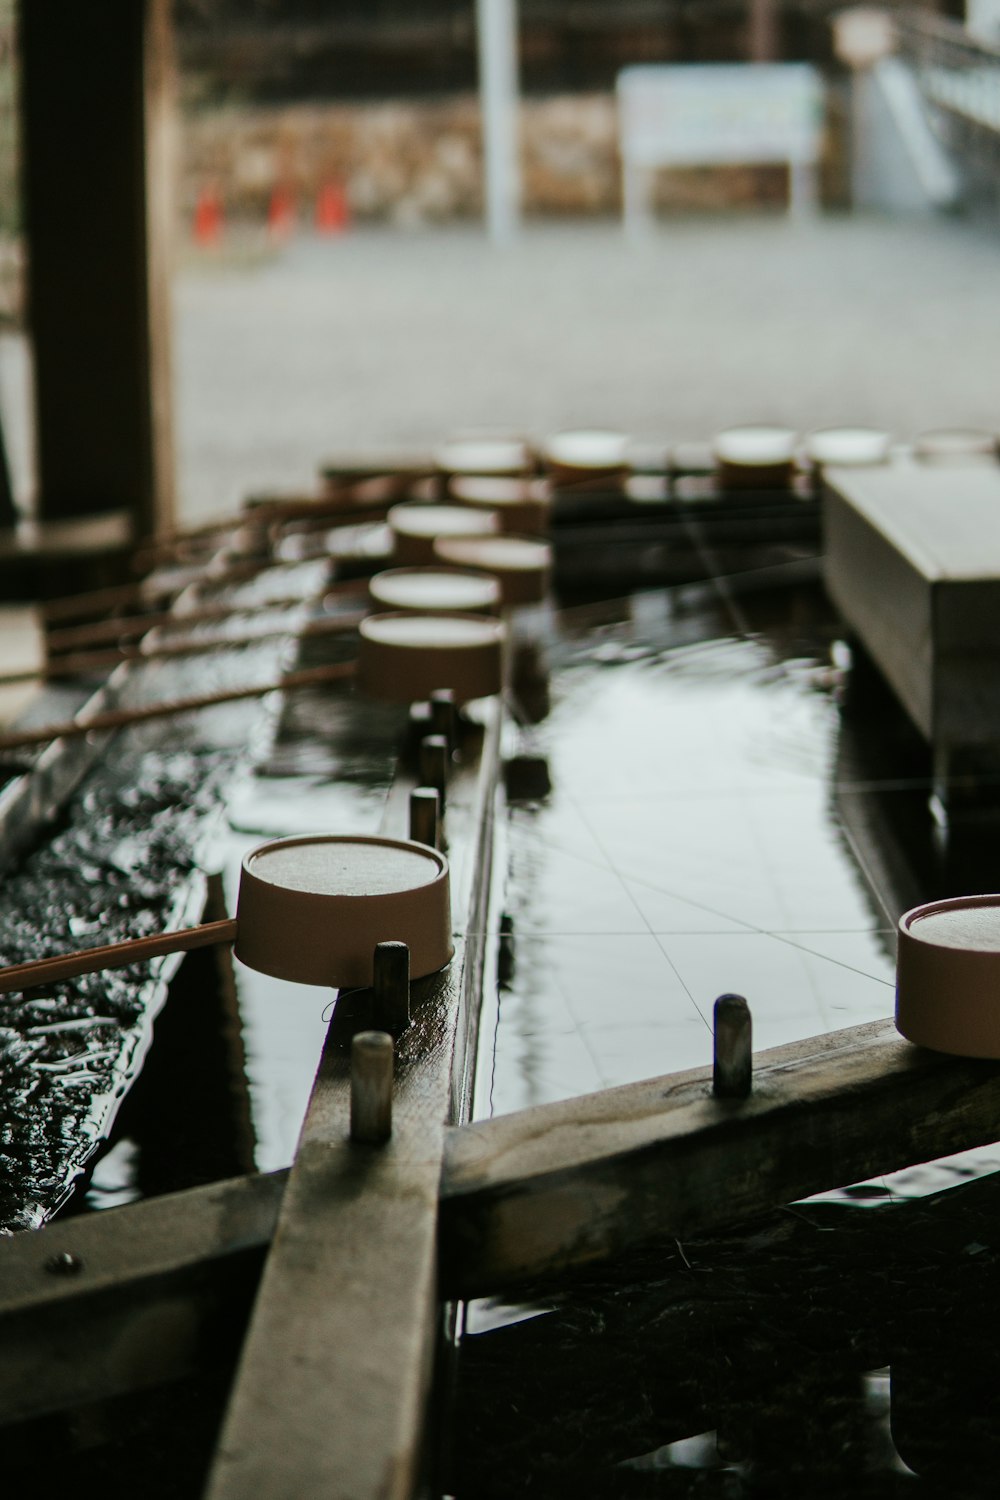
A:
[171,0,964,226]
[2,1,1000,528]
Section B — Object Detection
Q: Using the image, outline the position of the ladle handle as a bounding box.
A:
[24,610,366,683]
[0,660,357,753]
[0,917,239,996]
[41,555,290,624]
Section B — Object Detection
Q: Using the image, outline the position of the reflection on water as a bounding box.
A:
[479,575,1000,1205]
[479,582,897,1120]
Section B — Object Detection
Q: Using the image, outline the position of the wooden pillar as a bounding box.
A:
[748,0,779,61]
[18,0,176,538]
[476,0,521,242]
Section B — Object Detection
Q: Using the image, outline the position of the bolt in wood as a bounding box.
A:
[45,1251,83,1276]
[429,688,456,751]
[420,734,449,813]
[713,993,753,1100]
[409,786,440,849]
[350,1030,394,1145]
[373,940,410,1033]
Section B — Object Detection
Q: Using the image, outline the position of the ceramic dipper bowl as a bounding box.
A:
[896,894,1000,1057]
[433,534,552,606]
[358,611,505,704]
[388,503,500,567]
[234,834,452,988]
[368,567,501,616]
[447,475,550,535]
[434,437,532,477]
[541,429,630,486]
[804,427,891,469]
[713,425,798,490]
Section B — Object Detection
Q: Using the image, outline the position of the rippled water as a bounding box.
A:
[0,560,348,1228]
[0,741,247,1230]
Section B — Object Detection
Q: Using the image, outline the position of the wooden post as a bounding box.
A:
[373,941,410,1034]
[420,734,449,813]
[713,993,753,1100]
[18,0,177,538]
[409,787,440,849]
[350,1031,394,1146]
[430,688,456,752]
[439,1017,1000,1298]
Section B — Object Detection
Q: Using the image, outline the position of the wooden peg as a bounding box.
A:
[713,993,752,1100]
[419,734,449,813]
[350,1030,394,1145]
[373,940,410,1033]
[429,688,456,751]
[409,787,440,849]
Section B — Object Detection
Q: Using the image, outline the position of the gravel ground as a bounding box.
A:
[4,211,1000,525]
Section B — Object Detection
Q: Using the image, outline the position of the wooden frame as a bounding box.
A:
[4,1004,1000,1490]
[4,475,1000,1492]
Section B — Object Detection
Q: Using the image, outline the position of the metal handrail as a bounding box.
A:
[895,7,1000,136]
[896,8,1000,68]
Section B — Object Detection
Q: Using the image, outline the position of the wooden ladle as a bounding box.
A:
[0,835,452,996]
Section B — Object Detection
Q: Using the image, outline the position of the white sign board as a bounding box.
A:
[617,63,825,233]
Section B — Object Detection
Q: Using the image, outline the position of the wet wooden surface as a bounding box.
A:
[0,1168,285,1426]
[206,703,500,1500]
[439,1016,1000,1297]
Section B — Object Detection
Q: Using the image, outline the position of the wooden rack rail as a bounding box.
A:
[4,1003,1000,1481]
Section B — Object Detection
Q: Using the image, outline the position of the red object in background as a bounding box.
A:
[268,184,297,242]
[193,185,224,247]
[316,180,350,235]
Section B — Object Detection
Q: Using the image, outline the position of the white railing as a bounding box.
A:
[896,9,1000,136]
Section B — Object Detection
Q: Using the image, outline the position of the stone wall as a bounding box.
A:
[181,89,848,227]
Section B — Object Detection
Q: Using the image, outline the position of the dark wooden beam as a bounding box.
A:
[0,1170,285,1427]
[18,0,176,538]
[439,1016,1000,1297]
